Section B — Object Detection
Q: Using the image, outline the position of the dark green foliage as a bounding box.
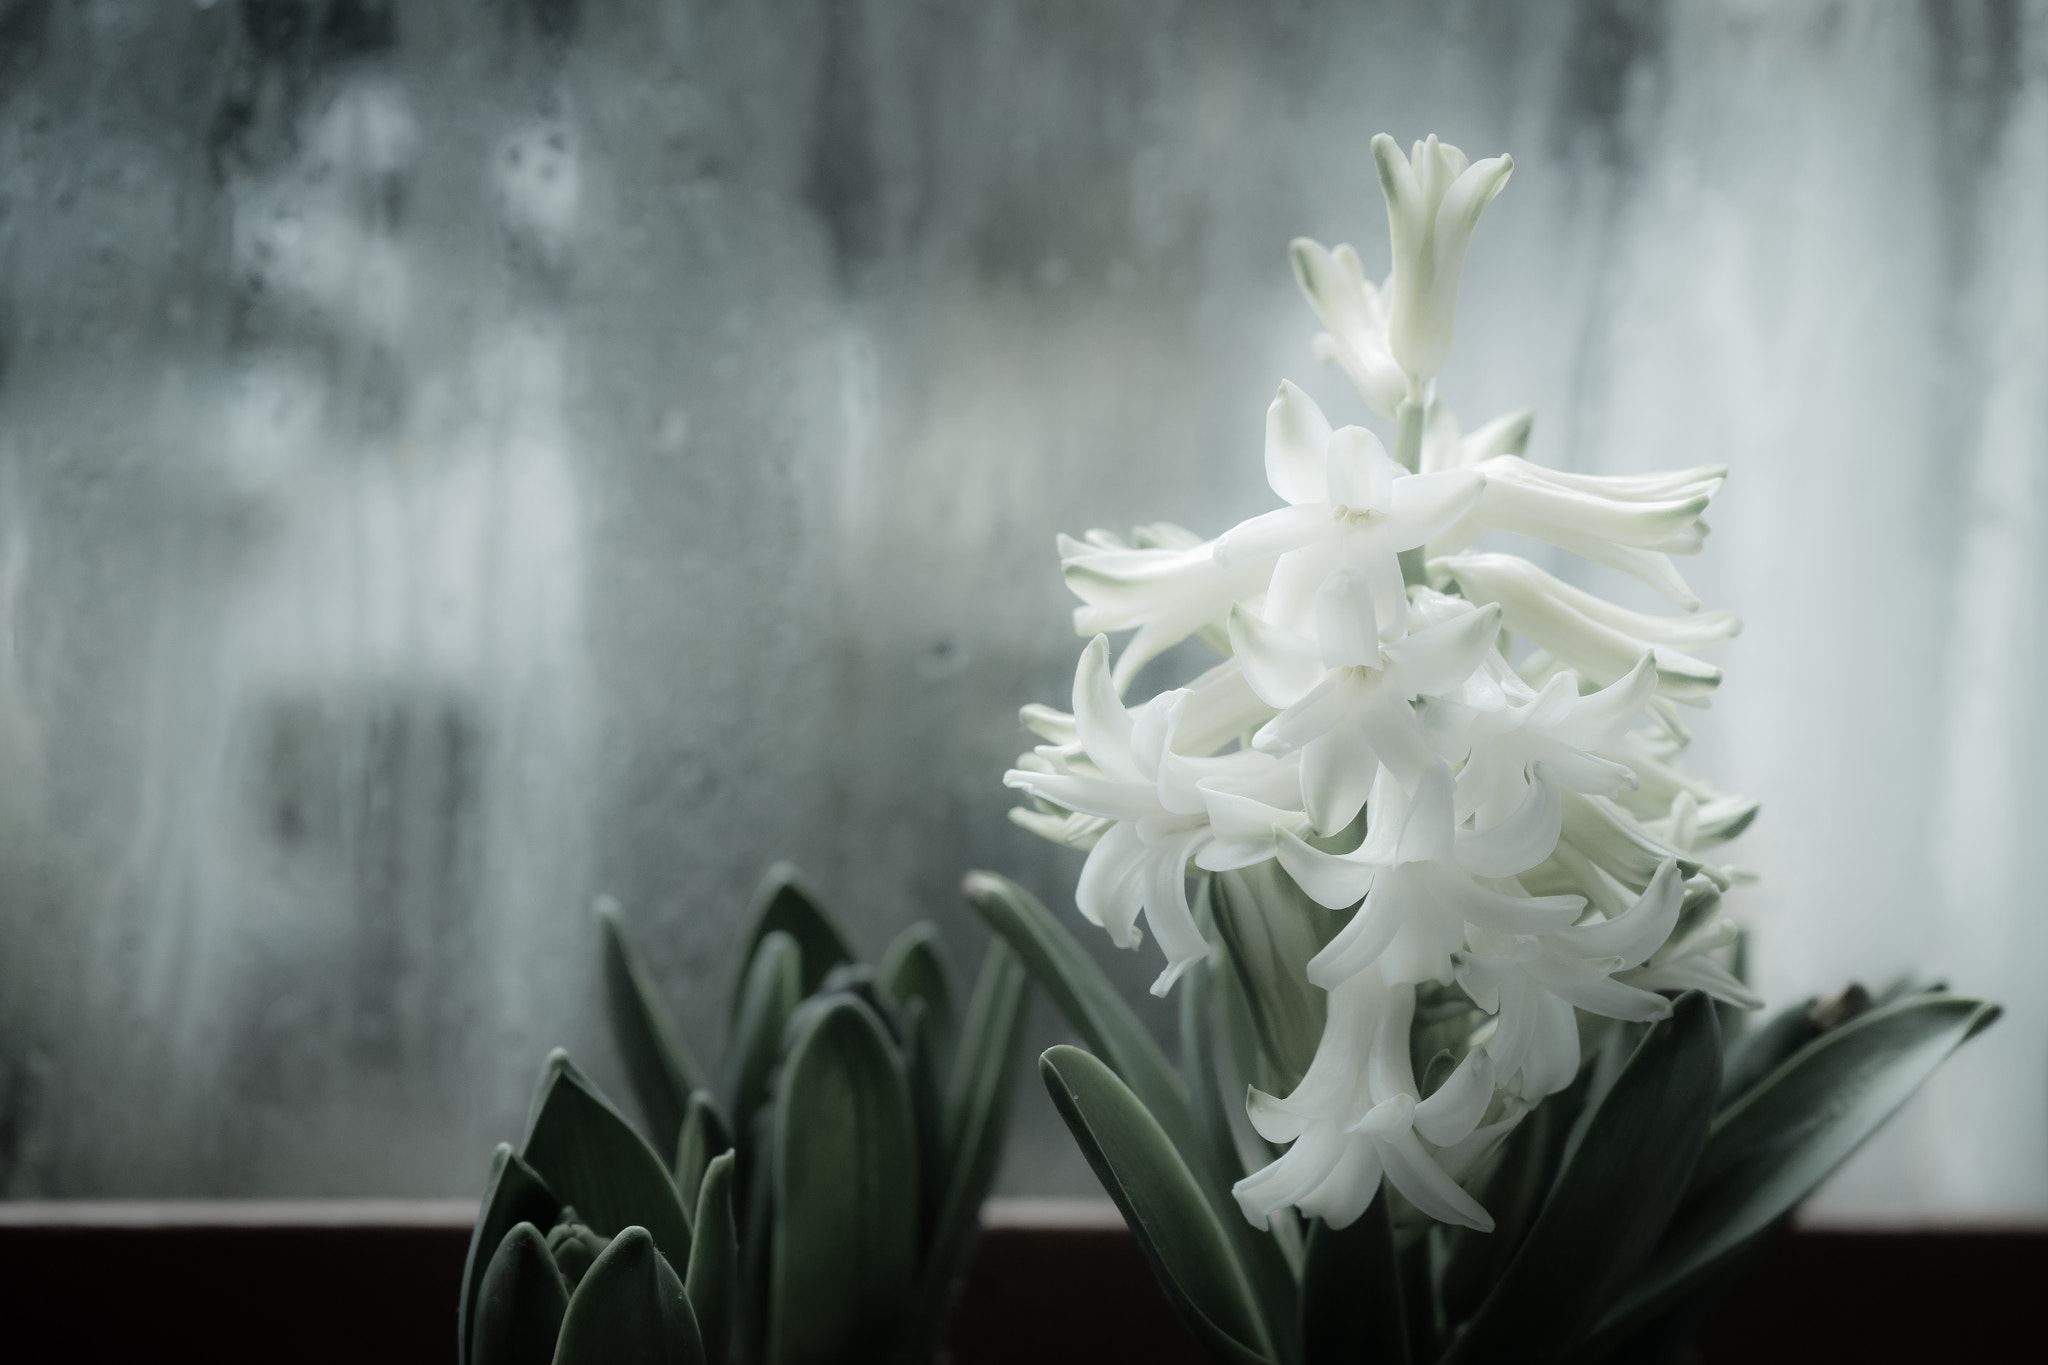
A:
[598,896,705,1160]
[520,1051,696,1277]
[463,865,1029,1365]
[549,1226,705,1365]
[470,1223,568,1365]
[687,1151,738,1365]
[972,864,1999,1365]
[673,1090,733,1215]
[1302,1197,1408,1365]
[769,997,920,1364]
[1041,1045,1279,1365]
[730,863,855,1014]
[459,1145,559,1365]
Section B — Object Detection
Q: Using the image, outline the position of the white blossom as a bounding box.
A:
[1004,130,1759,1237]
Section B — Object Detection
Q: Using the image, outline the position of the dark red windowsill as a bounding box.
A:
[0,1203,2038,1362]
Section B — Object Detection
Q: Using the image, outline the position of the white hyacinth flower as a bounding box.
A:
[1434,551,1741,703]
[1003,637,1304,994]
[1061,525,1276,693]
[1231,973,1498,1231]
[1374,133,1513,385]
[1278,763,1586,988]
[1214,381,1483,644]
[1231,576,1501,833]
[1454,859,1686,1098]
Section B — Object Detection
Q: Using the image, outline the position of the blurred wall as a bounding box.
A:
[0,0,2041,1220]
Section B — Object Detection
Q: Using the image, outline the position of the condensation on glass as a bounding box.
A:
[0,1,2041,1218]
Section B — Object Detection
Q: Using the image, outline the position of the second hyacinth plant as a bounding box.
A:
[458,865,1030,1365]
[974,133,1999,1364]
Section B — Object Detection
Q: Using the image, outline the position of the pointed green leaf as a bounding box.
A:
[461,1144,560,1365]
[1717,998,1820,1107]
[962,871,1195,1163]
[880,921,958,1069]
[552,1226,705,1365]
[1302,1198,1408,1365]
[724,930,802,1134]
[596,897,705,1159]
[1184,926,1303,1363]
[899,938,1032,1363]
[900,997,948,1252]
[729,862,855,1019]
[1040,1045,1277,1365]
[1211,861,1333,1093]
[673,1090,733,1217]
[769,996,919,1365]
[519,1051,695,1285]
[471,1223,568,1365]
[1592,993,2001,1346]
[686,1151,738,1365]
[1444,993,1721,1364]
[1435,1067,1588,1326]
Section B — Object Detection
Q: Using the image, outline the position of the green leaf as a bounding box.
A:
[551,1226,706,1365]
[1210,860,1333,1093]
[900,997,948,1253]
[686,1151,738,1365]
[461,1144,560,1365]
[897,937,1032,1364]
[1184,921,1303,1363]
[519,1051,696,1286]
[1443,992,1721,1364]
[729,862,855,1020]
[879,921,958,1070]
[1039,1045,1277,1365]
[596,897,705,1161]
[724,930,802,1136]
[1435,1066,1588,1326]
[961,872,1195,1164]
[470,1223,568,1365]
[769,996,919,1365]
[673,1090,733,1218]
[969,870,1300,1353]
[1592,993,2001,1346]
[1718,998,1819,1107]
[1301,1199,1409,1365]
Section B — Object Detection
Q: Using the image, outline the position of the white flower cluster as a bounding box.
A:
[1005,136,1761,1235]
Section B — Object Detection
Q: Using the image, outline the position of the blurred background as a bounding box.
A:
[0,0,2042,1222]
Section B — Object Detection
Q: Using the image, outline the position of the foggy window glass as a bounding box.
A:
[0,2,2041,1222]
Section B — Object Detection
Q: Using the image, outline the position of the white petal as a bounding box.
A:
[1456,764,1563,878]
[1324,426,1397,513]
[1378,1123,1494,1232]
[1315,568,1381,669]
[1265,380,1332,506]
[1388,470,1487,550]
[1074,821,1149,947]
[1215,503,1332,565]
[1296,1136,1386,1228]
[1229,606,1328,710]
[1413,1048,1496,1147]
[1073,636,1142,783]
[1301,722,1381,837]
[1394,762,1459,865]
[1277,825,1379,912]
